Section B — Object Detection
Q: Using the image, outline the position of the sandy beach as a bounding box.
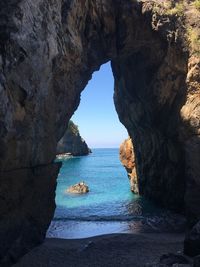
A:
[14,233,185,267]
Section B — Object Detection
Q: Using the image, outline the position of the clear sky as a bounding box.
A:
[72,62,128,148]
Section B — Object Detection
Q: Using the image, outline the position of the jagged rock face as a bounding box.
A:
[181,55,200,226]
[113,2,199,214]
[119,137,138,194]
[0,0,199,264]
[57,121,90,156]
[112,17,188,210]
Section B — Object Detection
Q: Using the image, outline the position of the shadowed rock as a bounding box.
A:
[57,121,91,156]
[0,162,61,266]
[0,0,199,264]
[193,255,200,267]
[184,220,200,257]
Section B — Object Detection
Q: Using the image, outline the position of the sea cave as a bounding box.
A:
[0,0,200,266]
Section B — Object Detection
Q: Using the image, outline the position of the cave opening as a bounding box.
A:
[47,61,186,239]
[48,62,138,239]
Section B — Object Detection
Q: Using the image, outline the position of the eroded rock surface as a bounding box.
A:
[0,162,61,266]
[145,252,192,267]
[66,182,89,194]
[57,120,91,156]
[0,0,199,264]
[120,137,138,194]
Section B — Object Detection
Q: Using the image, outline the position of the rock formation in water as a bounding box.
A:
[0,0,199,264]
[57,120,91,156]
[119,137,138,194]
[66,182,89,194]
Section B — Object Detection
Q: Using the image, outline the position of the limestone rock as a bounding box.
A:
[119,137,138,194]
[66,182,89,194]
[57,121,91,156]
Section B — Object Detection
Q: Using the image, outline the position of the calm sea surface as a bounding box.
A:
[47,148,185,239]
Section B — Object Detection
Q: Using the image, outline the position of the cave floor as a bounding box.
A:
[14,233,185,267]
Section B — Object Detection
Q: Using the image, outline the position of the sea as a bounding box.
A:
[47,148,186,239]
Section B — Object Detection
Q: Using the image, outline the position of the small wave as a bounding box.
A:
[53,215,144,222]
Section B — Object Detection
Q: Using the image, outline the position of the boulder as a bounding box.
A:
[66,182,89,194]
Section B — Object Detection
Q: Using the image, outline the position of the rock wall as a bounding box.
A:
[119,137,138,194]
[0,163,61,266]
[0,0,199,264]
[57,121,91,156]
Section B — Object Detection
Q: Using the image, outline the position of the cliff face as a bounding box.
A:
[119,138,138,194]
[113,2,199,215]
[57,121,91,156]
[0,0,199,264]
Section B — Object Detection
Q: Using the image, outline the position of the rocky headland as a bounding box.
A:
[0,0,199,265]
[57,120,91,156]
[120,137,138,194]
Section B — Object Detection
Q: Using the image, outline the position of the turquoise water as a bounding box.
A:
[47,149,186,239]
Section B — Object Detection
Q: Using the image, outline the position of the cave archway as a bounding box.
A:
[53,0,188,212]
[1,0,199,265]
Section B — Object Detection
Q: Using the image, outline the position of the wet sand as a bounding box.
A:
[14,233,185,267]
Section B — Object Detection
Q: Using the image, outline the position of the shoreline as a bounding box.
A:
[47,217,186,239]
[14,232,185,267]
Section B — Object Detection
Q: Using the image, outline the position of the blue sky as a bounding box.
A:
[72,62,128,148]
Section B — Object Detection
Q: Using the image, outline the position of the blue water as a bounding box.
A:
[47,149,186,239]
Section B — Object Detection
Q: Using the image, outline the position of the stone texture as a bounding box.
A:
[159,253,190,265]
[193,255,200,267]
[57,121,91,156]
[112,19,187,211]
[184,220,200,257]
[119,137,138,193]
[0,0,199,264]
[181,57,200,227]
[0,162,61,266]
[113,2,200,214]
[66,182,89,194]
[145,264,191,267]
[145,265,191,267]
[145,253,192,267]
